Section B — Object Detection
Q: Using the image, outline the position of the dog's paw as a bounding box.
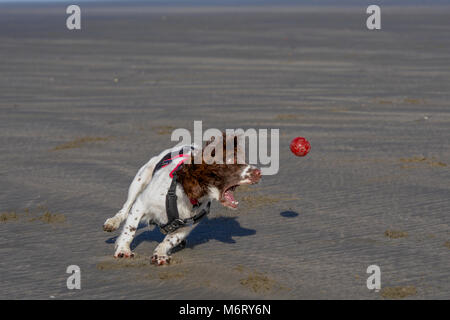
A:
[151,254,171,266]
[114,248,135,259]
[103,217,120,232]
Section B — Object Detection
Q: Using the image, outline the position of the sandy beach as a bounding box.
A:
[0,3,449,299]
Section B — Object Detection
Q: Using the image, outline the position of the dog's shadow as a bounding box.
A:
[105,216,256,250]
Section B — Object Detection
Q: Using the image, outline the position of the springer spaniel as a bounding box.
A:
[103,134,261,265]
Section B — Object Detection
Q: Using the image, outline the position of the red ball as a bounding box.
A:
[290,137,311,157]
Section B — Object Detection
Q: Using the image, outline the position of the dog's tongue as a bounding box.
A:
[224,190,235,203]
[223,186,239,208]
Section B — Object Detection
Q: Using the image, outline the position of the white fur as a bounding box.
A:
[207,186,221,201]
[104,144,213,264]
[240,165,252,178]
[239,165,256,184]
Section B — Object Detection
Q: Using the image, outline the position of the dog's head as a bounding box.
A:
[177,133,261,209]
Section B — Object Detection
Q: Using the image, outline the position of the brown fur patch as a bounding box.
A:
[177,133,248,200]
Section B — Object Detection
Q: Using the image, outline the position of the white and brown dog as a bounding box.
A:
[103,134,261,265]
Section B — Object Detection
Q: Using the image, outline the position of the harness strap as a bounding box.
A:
[186,201,211,224]
[152,145,211,234]
[164,173,180,229]
[160,173,211,235]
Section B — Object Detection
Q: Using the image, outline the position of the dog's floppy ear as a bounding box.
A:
[181,175,204,200]
[205,135,216,147]
[203,133,225,164]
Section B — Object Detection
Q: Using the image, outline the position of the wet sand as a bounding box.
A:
[0,4,449,299]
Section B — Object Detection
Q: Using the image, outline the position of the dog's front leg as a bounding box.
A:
[114,203,145,258]
[151,225,193,265]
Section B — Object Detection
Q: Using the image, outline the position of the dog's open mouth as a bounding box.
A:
[221,185,240,209]
[220,168,261,209]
